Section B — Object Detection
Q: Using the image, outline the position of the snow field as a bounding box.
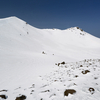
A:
[0,17,100,100]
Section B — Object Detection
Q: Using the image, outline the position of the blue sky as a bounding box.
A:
[0,0,100,38]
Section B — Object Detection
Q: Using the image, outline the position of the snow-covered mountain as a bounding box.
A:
[0,17,100,100]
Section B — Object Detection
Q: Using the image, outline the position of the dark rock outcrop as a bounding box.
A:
[15,95,26,100]
[0,95,7,99]
[64,89,76,96]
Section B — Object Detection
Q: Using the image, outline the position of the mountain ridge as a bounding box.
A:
[0,16,100,57]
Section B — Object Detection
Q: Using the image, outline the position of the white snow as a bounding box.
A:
[0,17,100,100]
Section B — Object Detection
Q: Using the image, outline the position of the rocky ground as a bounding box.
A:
[0,59,100,100]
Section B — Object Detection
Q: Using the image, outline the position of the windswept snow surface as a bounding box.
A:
[0,17,100,100]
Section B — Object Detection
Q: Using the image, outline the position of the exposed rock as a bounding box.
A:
[15,95,26,100]
[0,90,8,92]
[82,70,90,74]
[64,89,76,96]
[74,75,78,78]
[61,62,65,65]
[0,95,7,99]
[80,65,83,67]
[58,63,60,66]
[42,51,46,54]
[89,87,95,94]
[41,90,50,93]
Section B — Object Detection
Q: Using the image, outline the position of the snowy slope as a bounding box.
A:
[0,17,100,100]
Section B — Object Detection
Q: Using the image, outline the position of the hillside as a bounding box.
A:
[0,17,100,100]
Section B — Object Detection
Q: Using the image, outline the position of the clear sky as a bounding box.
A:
[0,0,100,38]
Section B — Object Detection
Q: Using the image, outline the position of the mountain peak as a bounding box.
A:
[0,16,19,21]
[76,27,84,31]
[68,27,84,31]
[0,16,28,27]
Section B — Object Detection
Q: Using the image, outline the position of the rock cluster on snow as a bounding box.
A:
[0,59,100,100]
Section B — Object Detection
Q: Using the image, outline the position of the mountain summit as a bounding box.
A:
[0,17,100,100]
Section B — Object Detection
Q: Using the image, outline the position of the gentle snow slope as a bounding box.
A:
[0,17,100,100]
